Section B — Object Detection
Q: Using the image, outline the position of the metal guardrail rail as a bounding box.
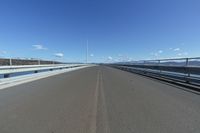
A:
[0,64,85,78]
[0,58,62,66]
[111,57,200,88]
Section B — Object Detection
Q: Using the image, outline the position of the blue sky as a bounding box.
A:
[0,0,200,63]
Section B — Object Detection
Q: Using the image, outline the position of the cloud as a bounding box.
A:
[90,54,94,57]
[173,48,180,51]
[177,53,182,56]
[127,57,132,62]
[150,52,157,56]
[114,59,119,62]
[118,54,123,57]
[54,53,64,58]
[177,52,188,56]
[32,45,47,50]
[0,50,7,54]
[150,50,163,57]
[184,52,188,55]
[153,53,158,56]
[158,50,163,54]
[108,56,113,60]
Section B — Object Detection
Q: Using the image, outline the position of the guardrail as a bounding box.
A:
[0,58,61,66]
[110,57,200,87]
[0,64,85,78]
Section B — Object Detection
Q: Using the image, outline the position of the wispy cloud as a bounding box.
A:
[0,50,7,55]
[151,52,158,57]
[32,45,47,50]
[173,48,180,51]
[151,50,163,57]
[158,50,163,54]
[90,54,94,57]
[54,53,64,58]
[177,52,188,56]
[118,54,123,57]
[177,53,182,56]
[184,52,188,55]
[108,56,113,60]
[168,47,188,57]
[116,54,133,62]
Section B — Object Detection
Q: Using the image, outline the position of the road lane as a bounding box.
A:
[0,66,200,133]
[0,67,98,133]
[101,66,200,133]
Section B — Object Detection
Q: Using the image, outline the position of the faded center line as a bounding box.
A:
[99,71,111,133]
[89,70,100,133]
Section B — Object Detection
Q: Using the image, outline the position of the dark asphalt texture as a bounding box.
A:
[0,66,200,133]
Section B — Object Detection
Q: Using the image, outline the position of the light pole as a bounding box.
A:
[86,40,89,64]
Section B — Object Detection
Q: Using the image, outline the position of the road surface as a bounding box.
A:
[0,66,200,133]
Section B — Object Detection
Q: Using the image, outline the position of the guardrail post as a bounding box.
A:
[9,58,12,66]
[185,58,190,83]
[143,61,146,74]
[158,60,162,75]
[38,60,40,65]
[185,58,189,66]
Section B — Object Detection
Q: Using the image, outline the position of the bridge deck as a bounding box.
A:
[0,66,200,133]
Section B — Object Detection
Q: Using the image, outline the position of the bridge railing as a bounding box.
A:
[0,58,61,66]
[0,64,85,78]
[111,57,200,86]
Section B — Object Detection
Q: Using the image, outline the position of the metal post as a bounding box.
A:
[186,58,190,77]
[38,59,40,65]
[9,58,12,66]
[158,60,161,74]
[86,40,88,64]
[143,61,147,74]
[185,58,189,66]
[185,58,190,83]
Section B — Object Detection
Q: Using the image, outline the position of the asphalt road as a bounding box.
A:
[0,66,200,133]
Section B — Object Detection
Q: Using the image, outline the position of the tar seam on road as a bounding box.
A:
[89,70,100,133]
